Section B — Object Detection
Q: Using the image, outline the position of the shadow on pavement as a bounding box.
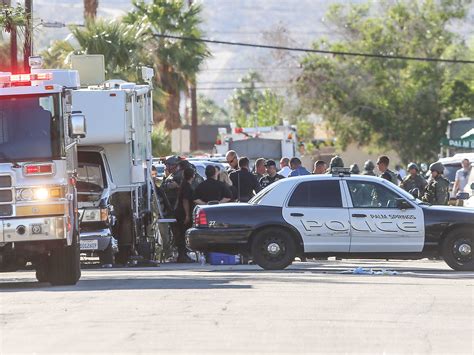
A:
[0,275,253,292]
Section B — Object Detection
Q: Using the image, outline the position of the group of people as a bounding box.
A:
[153,151,471,262]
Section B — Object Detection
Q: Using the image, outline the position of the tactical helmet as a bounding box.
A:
[364,160,375,171]
[329,155,344,168]
[350,164,360,174]
[407,162,419,171]
[429,162,444,174]
[165,155,180,166]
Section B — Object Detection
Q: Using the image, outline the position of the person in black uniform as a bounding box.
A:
[229,157,261,202]
[194,165,232,205]
[174,168,195,263]
[259,160,285,189]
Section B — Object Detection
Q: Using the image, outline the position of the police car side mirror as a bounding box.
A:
[471,182,474,191]
[395,198,412,210]
[69,113,87,139]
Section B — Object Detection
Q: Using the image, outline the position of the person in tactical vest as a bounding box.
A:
[327,155,344,173]
[422,162,450,205]
[362,160,376,176]
[400,162,427,196]
[376,155,398,184]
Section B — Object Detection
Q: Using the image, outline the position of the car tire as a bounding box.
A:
[442,228,473,271]
[251,227,296,270]
[48,230,82,286]
[98,242,115,266]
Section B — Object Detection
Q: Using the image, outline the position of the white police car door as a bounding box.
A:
[282,179,351,252]
[343,179,425,252]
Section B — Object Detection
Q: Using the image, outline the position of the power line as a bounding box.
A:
[196,86,290,90]
[200,67,301,71]
[153,34,474,64]
[199,81,290,84]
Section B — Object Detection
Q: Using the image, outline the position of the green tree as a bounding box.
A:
[124,0,210,130]
[151,122,172,157]
[296,0,473,163]
[197,94,229,124]
[40,19,147,80]
[229,71,284,127]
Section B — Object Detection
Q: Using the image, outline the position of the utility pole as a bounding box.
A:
[1,0,17,71]
[23,0,33,71]
[188,0,199,152]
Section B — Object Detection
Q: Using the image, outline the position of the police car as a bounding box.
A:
[186,170,474,271]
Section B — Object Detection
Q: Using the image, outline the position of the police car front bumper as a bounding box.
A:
[185,227,252,252]
[80,229,117,252]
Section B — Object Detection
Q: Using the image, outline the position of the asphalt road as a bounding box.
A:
[1,259,473,354]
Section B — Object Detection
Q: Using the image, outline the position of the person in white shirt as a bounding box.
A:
[453,158,472,206]
[278,157,291,177]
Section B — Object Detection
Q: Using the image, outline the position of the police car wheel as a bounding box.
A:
[98,242,115,266]
[442,228,474,271]
[251,228,296,270]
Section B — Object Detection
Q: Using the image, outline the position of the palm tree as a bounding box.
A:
[0,1,26,71]
[124,0,210,130]
[70,19,146,79]
[83,0,98,20]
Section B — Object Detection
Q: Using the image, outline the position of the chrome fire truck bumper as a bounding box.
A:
[0,216,67,243]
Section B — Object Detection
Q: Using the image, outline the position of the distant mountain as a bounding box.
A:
[33,0,474,105]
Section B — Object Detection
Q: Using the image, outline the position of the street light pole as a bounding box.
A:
[23,0,33,72]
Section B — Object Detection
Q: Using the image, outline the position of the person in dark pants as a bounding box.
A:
[229,157,261,202]
[194,165,232,205]
[174,168,196,263]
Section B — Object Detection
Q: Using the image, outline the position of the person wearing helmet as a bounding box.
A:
[161,156,181,209]
[422,162,450,205]
[327,155,344,173]
[400,162,427,195]
[349,164,360,174]
[362,160,376,176]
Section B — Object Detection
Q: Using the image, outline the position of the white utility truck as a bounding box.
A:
[72,56,160,264]
[214,124,298,160]
[0,57,86,285]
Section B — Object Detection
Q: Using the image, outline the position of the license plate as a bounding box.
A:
[80,239,99,250]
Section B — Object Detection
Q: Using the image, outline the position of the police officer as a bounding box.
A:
[161,156,181,209]
[350,164,360,174]
[376,155,398,184]
[259,160,285,189]
[176,159,204,190]
[362,160,376,176]
[254,158,266,181]
[229,157,261,202]
[328,155,344,172]
[400,162,427,195]
[422,162,450,205]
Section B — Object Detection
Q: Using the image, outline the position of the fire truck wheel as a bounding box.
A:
[98,242,115,266]
[35,258,49,283]
[48,231,81,286]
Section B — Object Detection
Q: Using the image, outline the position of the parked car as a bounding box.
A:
[77,148,118,265]
[186,171,474,271]
[190,160,226,180]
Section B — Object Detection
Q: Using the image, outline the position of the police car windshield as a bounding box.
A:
[0,94,62,163]
[249,183,278,204]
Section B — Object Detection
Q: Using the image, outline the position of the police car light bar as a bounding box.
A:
[331,167,351,177]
